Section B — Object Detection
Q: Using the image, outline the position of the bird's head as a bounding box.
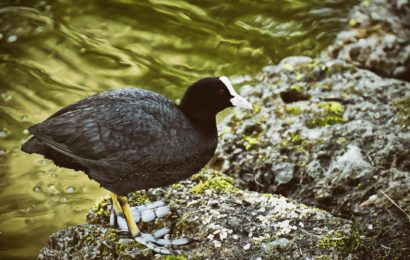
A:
[179,76,252,118]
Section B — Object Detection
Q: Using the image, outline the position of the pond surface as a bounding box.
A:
[0,0,356,258]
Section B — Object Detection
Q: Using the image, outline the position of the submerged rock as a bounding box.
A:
[214,56,410,258]
[322,0,410,81]
[39,170,355,259]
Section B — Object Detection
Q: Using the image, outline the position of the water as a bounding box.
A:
[0,0,357,258]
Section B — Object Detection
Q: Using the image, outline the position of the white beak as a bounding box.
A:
[219,76,253,110]
[230,95,253,109]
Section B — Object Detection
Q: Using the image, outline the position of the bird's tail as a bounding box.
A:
[21,136,47,154]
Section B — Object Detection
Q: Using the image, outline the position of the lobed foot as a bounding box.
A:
[134,230,190,254]
[110,197,189,254]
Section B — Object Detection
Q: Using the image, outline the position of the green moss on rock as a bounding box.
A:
[319,101,344,114]
[243,135,259,150]
[90,195,111,221]
[129,191,150,205]
[307,101,345,127]
[318,225,363,254]
[318,231,347,250]
[285,104,302,116]
[92,195,110,213]
[394,96,410,115]
[115,240,146,252]
[160,255,188,260]
[290,84,303,92]
[171,183,184,190]
[191,170,237,194]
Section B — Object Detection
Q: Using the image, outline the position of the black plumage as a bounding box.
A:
[22,77,251,196]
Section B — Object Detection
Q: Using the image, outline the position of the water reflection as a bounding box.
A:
[0,0,356,258]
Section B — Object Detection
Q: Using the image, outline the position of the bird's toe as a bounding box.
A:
[154,206,171,218]
[141,209,156,222]
[134,236,172,255]
[156,237,190,246]
[153,227,170,238]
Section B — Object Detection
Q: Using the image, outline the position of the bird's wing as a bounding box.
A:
[29,88,191,162]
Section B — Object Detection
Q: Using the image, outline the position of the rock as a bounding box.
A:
[214,56,410,258]
[271,162,294,185]
[322,0,410,81]
[266,238,292,251]
[39,170,355,259]
[325,144,374,182]
[38,224,151,259]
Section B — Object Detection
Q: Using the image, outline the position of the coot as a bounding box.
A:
[22,76,252,253]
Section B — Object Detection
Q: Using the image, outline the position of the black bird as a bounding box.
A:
[21,76,252,252]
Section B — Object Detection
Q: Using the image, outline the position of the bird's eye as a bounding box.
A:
[218,89,224,95]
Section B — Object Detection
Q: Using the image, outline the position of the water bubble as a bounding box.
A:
[35,26,44,33]
[33,186,42,192]
[37,170,47,176]
[47,184,60,194]
[0,130,9,138]
[64,186,76,193]
[25,218,33,224]
[0,33,3,40]
[1,91,12,101]
[7,35,18,43]
[38,159,48,165]
[20,115,29,122]
[23,129,29,134]
[0,149,6,156]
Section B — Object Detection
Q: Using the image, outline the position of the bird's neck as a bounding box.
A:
[178,104,217,136]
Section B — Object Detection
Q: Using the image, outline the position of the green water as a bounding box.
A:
[0,0,356,258]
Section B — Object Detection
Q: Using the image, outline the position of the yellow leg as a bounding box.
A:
[111,193,124,216]
[118,195,141,237]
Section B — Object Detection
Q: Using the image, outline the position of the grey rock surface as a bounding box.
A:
[214,56,410,258]
[322,0,410,81]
